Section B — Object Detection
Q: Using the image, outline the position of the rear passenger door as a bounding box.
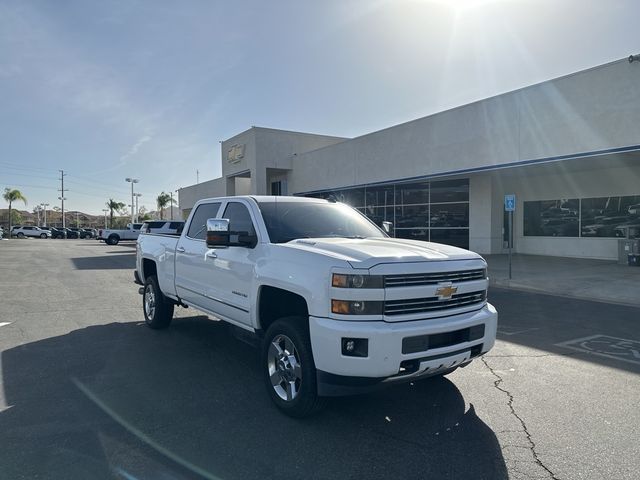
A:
[174,202,222,309]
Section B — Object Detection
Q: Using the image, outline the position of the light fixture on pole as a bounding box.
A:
[125,178,139,224]
[102,209,109,228]
[134,193,142,223]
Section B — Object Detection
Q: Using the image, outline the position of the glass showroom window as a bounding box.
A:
[523,199,579,237]
[581,195,640,238]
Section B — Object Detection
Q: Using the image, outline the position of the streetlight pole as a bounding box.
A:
[125,178,139,225]
[102,209,109,228]
[134,193,142,223]
[41,203,49,227]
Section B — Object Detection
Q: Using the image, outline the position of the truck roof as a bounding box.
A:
[196,195,329,204]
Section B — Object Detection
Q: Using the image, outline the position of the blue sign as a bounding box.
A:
[504,194,516,212]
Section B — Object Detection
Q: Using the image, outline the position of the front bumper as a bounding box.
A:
[310,303,497,395]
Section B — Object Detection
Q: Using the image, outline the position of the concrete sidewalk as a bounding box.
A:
[485,254,640,307]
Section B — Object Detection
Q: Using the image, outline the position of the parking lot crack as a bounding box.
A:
[481,356,560,480]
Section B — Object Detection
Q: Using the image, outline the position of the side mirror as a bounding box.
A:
[382,221,393,235]
[206,218,258,248]
[206,218,230,248]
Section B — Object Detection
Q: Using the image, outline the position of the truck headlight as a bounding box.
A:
[332,273,383,289]
[331,299,383,315]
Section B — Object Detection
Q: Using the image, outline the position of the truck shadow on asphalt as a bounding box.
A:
[0,317,507,480]
[70,254,136,270]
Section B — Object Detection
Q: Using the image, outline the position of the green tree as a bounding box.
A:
[156,192,175,220]
[106,199,125,228]
[3,188,27,234]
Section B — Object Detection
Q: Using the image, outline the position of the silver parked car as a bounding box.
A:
[11,226,52,239]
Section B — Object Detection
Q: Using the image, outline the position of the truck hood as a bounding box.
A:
[282,237,483,269]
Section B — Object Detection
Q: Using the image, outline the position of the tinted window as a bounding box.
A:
[187,203,221,240]
[524,199,579,237]
[223,202,256,236]
[132,224,142,230]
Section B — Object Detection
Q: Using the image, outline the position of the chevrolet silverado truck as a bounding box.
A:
[135,196,497,417]
[98,223,143,245]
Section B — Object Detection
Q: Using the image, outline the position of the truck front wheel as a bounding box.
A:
[107,234,120,245]
[262,318,324,417]
[143,275,174,329]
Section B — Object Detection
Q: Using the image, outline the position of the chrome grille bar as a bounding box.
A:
[384,269,486,287]
[384,291,487,316]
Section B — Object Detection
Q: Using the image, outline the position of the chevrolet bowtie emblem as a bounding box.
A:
[435,283,458,300]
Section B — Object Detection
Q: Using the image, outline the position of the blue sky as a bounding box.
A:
[1,0,638,214]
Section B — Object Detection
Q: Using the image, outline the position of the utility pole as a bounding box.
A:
[125,178,139,224]
[76,211,80,228]
[58,170,67,234]
[175,189,180,219]
[196,169,199,184]
[169,191,174,220]
[41,203,49,227]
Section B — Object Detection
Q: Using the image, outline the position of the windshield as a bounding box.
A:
[257,200,386,243]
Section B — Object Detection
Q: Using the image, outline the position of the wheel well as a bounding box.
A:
[142,258,157,280]
[258,286,309,332]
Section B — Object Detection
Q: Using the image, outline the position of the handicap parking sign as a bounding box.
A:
[504,194,516,212]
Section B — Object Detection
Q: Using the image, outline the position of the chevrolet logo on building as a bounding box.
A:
[435,283,458,300]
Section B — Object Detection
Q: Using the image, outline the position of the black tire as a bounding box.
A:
[107,234,120,245]
[142,275,174,329]
[262,317,324,418]
[40,233,47,239]
[17,232,24,238]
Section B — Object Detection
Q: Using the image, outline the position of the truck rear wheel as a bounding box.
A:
[262,317,324,417]
[107,234,120,245]
[143,275,174,329]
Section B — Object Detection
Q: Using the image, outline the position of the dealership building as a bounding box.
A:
[178,57,640,260]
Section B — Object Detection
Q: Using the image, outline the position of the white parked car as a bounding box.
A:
[11,226,52,239]
[135,196,497,417]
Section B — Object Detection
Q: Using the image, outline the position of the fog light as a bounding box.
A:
[341,338,368,357]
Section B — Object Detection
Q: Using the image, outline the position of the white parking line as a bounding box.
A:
[556,335,640,366]
[0,322,11,328]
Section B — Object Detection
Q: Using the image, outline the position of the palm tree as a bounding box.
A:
[106,199,125,228]
[3,188,27,234]
[156,192,175,220]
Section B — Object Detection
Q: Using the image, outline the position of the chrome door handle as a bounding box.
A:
[177,246,185,253]
[205,250,217,260]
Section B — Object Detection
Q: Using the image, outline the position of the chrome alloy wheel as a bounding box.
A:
[144,285,156,319]
[268,334,302,401]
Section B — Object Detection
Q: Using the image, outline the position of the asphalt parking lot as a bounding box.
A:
[1,239,639,480]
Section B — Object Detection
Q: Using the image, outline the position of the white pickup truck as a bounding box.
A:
[98,223,143,245]
[135,196,497,417]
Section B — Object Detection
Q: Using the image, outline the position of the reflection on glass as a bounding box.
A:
[395,181,429,205]
[581,196,640,237]
[524,199,579,237]
[430,179,469,203]
[430,229,470,249]
[430,203,469,228]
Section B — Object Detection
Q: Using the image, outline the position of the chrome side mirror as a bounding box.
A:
[206,218,230,248]
[382,221,393,234]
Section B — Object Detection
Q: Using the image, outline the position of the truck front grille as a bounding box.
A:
[384,269,486,288]
[384,291,486,316]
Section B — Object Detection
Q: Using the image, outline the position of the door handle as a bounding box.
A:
[177,246,185,253]
[205,250,217,260]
